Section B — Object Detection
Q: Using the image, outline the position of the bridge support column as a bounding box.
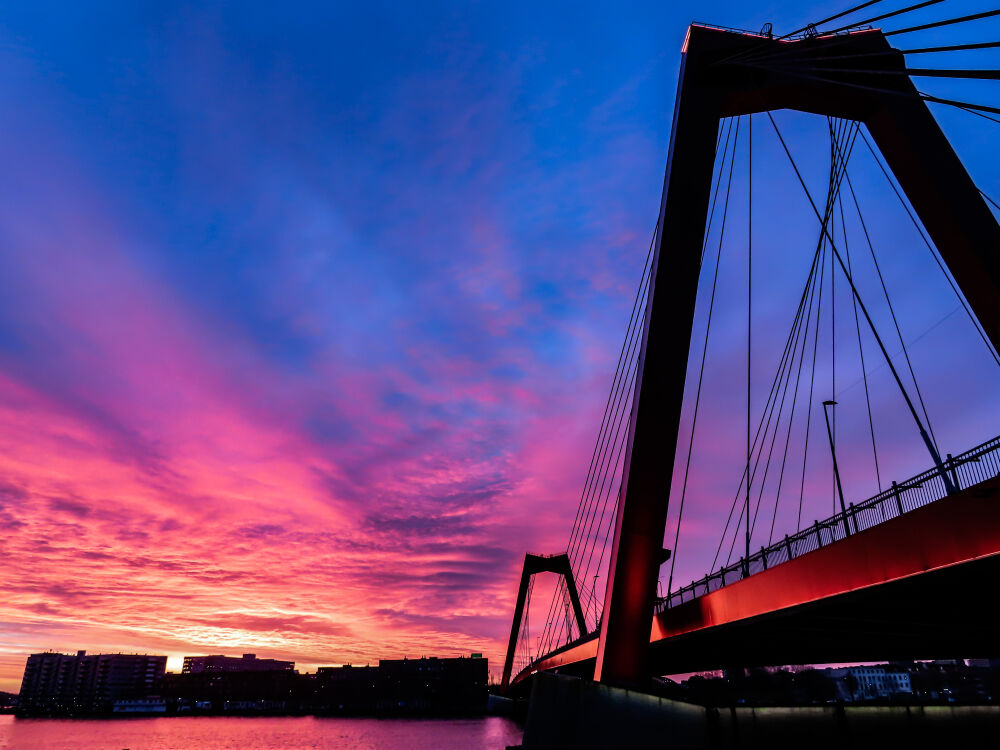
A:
[594,28,721,688]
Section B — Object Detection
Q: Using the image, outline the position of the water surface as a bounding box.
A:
[0,714,523,750]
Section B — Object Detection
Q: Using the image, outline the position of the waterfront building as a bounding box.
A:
[112,697,168,714]
[313,655,489,715]
[17,651,166,715]
[840,666,912,701]
[159,668,304,714]
[967,658,1000,668]
[376,655,488,713]
[181,653,294,674]
[16,651,488,716]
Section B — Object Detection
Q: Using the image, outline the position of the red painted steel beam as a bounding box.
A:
[516,476,1000,688]
[866,97,1000,352]
[593,23,723,689]
[594,24,1000,688]
[651,475,1000,647]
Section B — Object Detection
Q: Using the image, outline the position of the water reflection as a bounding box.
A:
[0,714,523,750]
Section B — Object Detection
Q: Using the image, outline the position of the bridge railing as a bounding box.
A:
[657,433,1000,611]
[690,20,873,40]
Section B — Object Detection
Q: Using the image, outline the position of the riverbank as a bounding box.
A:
[0,714,524,750]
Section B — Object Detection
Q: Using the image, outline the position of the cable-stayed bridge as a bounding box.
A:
[502,3,1000,698]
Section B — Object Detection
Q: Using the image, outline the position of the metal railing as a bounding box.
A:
[690,20,874,41]
[657,434,1000,612]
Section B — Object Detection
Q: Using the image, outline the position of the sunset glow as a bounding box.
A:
[2,1,999,694]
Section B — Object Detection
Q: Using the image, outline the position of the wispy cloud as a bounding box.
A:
[2,0,998,693]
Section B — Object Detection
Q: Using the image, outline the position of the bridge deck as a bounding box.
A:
[513,472,1000,687]
[662,434,1000,610]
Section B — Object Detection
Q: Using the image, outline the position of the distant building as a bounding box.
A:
[17,650,488,716]
[159,668,303,714]
[834,666,912,701]
[18,651,166,715]
[967,658,1000,668]
[182,653,294,674]
[113,697,167,714]
[376,655,488,713]
[313,664,380,712]
[313,655,488,715]
[315,664,378,684]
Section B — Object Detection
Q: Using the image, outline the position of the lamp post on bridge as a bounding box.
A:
[822,400,852,538]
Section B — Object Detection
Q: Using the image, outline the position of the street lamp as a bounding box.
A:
[822,400,852,538]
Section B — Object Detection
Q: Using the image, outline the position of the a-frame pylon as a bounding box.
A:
[595,24,1000,687]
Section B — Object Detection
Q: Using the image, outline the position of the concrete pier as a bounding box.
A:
[520,673,1000,749]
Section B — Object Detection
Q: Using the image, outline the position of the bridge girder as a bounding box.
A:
[513,475,1000,688]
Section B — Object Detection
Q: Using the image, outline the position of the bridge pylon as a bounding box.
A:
[593,23,1000,688]
[501,552,588,693]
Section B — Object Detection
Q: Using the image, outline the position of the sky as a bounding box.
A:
[1,1,998,691]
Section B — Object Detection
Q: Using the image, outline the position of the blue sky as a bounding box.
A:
[0,0,997,688]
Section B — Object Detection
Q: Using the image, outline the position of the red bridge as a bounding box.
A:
[502,20,1000,695]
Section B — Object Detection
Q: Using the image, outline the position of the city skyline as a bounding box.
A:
[2,1,999,694]
[13,647,486,674]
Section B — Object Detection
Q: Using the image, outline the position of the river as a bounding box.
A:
[0,714,523,749]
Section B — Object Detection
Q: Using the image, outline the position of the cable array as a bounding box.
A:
[529,120,739,659]
[689,105,982,599]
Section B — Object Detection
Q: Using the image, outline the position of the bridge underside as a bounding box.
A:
[512,476,1000,691]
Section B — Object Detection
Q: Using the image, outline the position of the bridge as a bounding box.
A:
[502,8,1000,699]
